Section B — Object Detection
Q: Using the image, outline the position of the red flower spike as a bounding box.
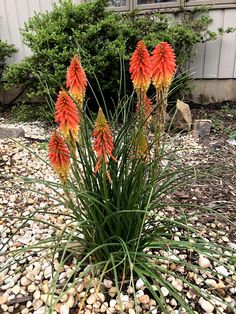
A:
[130,40,152,93]
[66,55,87,105]
[48,131,70,183]
[55,90,79,144]
[151,42,176,90]
[92,108,116,174]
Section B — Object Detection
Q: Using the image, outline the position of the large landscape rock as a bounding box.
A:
[0,127,25,139]
[173,100,192,132]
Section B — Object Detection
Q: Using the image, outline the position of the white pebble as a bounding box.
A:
[215,265,229,276]
[109,299,116,308]
[136,278,144,289]
[103,279,113,289]
[199,297,214,313]
[198,256,211,268]
[161,286,169,297]
[60,304,70,314]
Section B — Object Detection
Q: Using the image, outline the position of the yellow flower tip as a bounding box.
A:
[92,108,116,174]
[134,131,148,158]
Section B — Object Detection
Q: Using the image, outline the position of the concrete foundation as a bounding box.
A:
[188,79,236,104]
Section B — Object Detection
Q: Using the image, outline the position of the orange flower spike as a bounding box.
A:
[55,90,79,144]
[151,42,176,90]
[130,40,152,93]
[92,108,116,173]
[48,131,70,183]
[66,55,87,105]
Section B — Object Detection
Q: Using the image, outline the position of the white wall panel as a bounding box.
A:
[218,9,236,78]
[203,10,223,78]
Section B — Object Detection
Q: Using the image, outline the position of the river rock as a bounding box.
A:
[0,127,25,139]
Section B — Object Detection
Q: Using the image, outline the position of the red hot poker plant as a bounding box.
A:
[151,42,176,91]
[129,40,152,94]
[151,42,176,138]
[92,108,116,175]
[55,90,80,145]
[130,40,152,133]
[48,130,70,183]
[66,55,87,107]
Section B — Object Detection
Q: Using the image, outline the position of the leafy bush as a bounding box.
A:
[3,0,231,115]
[0,39,17,79]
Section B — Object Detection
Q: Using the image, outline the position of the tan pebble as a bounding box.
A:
[149,299,156,306]
[60,293,68,303]
[12,285,21,295]
[33,290,41,300]
[100,302,108,313]
[108,287,117,298]
[54,303,62,313]
[33,299,43,311]
[0,295,8,305]
[21,308,29,314]
[138,294,150,304]
[28,284,36,293]
[222,236,229,242]
[67,287,76,296]
[93,301,101,309]
[87,294,96,305]
[129,309,135,314]
[97,293,105,303]
[84,310,91,314]
[77,283,84,293]
[20,276,31,286]
[125,301,134,309]
[27,198,34,205]
[41,283,49,294]
[106,307,115,314]
[66,295,74,308]
[205,279,217,288]
[1,304,8,311]
[26,272,35,281]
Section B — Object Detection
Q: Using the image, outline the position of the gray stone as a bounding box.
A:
[0,127,25,139]
[193,119,212,138]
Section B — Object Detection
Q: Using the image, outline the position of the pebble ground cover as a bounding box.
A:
[0,119,235,314]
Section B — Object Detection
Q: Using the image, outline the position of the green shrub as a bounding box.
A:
[0,40,17,79]
[3,0,230,115]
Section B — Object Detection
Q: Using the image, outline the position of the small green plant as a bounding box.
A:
[11,102,51,122]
